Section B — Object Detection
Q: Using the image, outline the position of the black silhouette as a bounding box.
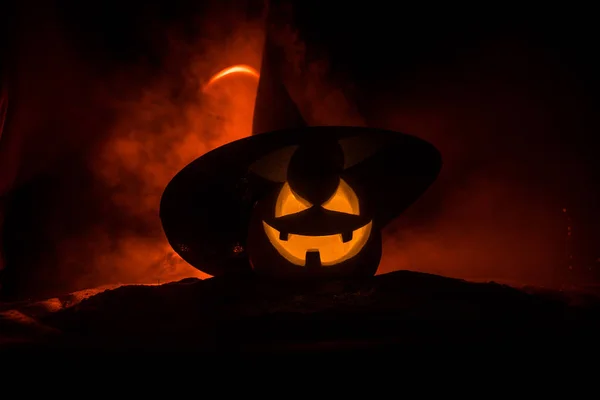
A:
[160,127,442,279]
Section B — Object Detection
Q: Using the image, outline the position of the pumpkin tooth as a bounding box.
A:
[341,231,353,243]
[279,231,289,241]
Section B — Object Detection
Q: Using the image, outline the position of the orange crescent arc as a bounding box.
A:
[204,64,260,90]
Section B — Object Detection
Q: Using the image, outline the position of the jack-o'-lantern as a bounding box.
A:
[159,126,442,281]
[246,139,382,279]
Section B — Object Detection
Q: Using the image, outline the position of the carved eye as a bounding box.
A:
[321,179,360,215]
[275,182,312,217]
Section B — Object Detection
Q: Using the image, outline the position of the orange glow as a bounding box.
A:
[275,182,311,217]
[205,65,259,90]
[265,179,371,266]
[322,179,360,215]
[263,221,372,266]
[80,21,265,288]
[275,179,360,218]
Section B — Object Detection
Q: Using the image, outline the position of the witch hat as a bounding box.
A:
[159,16,442,278]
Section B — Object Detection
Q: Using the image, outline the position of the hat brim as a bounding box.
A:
[159,126,442,276]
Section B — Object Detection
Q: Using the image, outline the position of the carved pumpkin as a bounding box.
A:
[247,139,382,279]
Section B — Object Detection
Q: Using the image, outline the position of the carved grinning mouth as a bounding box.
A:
[262,220,372,268]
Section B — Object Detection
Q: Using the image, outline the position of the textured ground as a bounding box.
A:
[1,270,599,354]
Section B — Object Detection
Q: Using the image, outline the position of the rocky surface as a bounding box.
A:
[1,270,599,353]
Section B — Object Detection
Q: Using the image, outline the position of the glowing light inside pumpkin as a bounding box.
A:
[204,64,260,90]
[275,182,312,217]
[263,220,372,266]
[275,179,361,217]
[322,179,360,215]
[265,178,372,266]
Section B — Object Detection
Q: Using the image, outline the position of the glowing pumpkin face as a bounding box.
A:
[262,179,373,267]
[247,140,382,280]
[246,139,382,280]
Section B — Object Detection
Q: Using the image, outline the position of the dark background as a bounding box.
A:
[0,0,598,299]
